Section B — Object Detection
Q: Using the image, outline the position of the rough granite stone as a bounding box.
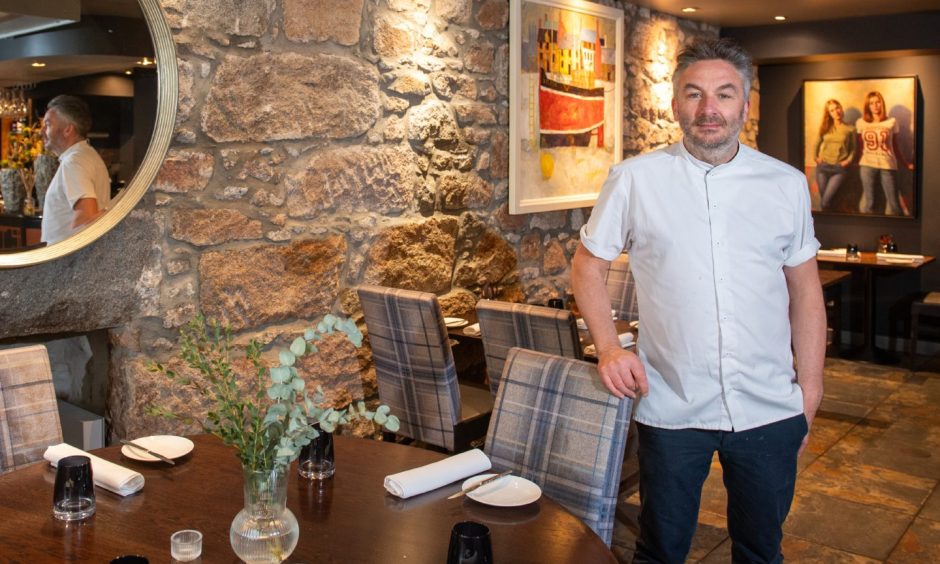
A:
[285,145,421,218]
[407,100,461,151]
[435,0,471,24]
[202,53,380,142]
[438,288,478,318]
[465,40,495,74]
[284,0,364,45]
[476,0,509,30]
[386,69,432,98]
[170,209,263,246]
[520,232,541,262]
[453,230,516,288]
[363,218,458,292]
[153,149,214,193]
[438,172,492,210]
[543,240,568,274]
[199,235,347,331]
[373,14,415,59]
[490,130,508,179]
[161,0,275,36]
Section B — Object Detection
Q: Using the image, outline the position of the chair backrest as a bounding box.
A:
[475,300,582,397]
[484,348,632,546]
[357,285,462,451]
[606,252,639,322]
[0,344,63,473]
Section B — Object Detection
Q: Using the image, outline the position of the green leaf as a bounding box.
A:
[304,328,316,340]
[290,337,307,356]
[270,366,290,384]
[320,420,336,433]
[376,405,391,416]
[279,349,296,367]
[374,412,388,425]
[291,377,306,392]
[385,415,400,432]
[328,410,341,423]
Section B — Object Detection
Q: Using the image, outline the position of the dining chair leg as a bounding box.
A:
[910,305,920,372]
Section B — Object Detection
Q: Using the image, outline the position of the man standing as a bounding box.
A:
[40,95,111,245]
[572,38,826,563]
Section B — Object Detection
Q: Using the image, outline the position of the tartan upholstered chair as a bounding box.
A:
[606,252,639,322]
[0,345,63,473]
[484,348,632,546]
[475,299,582,397]
[357,285,493,452]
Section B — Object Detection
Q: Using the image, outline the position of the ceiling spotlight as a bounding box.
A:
[31,61,46,67]
[774,15,787,21]
[681,7,698,13]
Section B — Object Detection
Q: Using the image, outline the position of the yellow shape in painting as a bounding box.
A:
[540,152,554,180]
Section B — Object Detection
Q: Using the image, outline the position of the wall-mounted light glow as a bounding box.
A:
[137,57,155,66]
[774,15,787,21]
[124,69,133,75]
[681,7,698,13]
[31,61,46,67]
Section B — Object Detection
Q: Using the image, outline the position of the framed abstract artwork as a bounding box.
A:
[803,76,918,218]
[509,0,624,214]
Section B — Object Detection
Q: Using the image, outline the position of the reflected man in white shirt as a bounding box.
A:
[572,38,826,563]
[40,95,111,245]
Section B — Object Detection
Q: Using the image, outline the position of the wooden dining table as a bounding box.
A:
[0,435,616,562]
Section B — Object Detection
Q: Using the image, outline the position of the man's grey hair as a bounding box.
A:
[672,38,753,96]
[47,95,93,138]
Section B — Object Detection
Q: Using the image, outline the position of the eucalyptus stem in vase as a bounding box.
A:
[147,313,399,563]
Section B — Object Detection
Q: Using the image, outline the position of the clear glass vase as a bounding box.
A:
[229,465,299,563]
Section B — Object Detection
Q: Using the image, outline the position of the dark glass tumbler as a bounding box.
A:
[547,298,564,309]
[447,521,493,564]
[298,424,335,480]
[53,455,96,521]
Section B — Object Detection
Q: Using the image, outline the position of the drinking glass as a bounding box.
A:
[170,529,203,562]
[53,455,95,521]
[547,298,564,309]
[846,243,860,260]
[298,425,335,480]
[447,521,494,564]
[110,557,148,564]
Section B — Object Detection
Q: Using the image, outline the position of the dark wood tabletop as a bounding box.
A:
[0,435,615,563]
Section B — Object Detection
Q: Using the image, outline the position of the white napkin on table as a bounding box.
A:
[463,323,481,337]
[583,332,635,356]
[817,248,848,258]
[44,443,145,496]
[876,252,924,262]
[384,448,491,499]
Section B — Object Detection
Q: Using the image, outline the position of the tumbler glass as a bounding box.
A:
[52,455,96,521]
[298,425,335,480]
[447,521,493,564]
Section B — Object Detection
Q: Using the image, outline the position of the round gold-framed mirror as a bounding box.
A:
[0,0,177,269]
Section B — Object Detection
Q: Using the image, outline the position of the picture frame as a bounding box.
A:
[802,76,918,218]
[509,0,624,215]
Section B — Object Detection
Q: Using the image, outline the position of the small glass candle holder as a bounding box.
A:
[846,243,860,260]
[170,529,203,562]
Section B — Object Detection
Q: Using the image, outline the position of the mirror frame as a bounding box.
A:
[0,0,177,269]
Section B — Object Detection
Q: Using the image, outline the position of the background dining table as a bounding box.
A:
[0,434,616,562]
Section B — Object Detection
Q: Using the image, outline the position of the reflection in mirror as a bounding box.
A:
[0,0,176,266]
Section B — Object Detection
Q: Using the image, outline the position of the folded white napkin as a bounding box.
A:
[576,310,618,330]
[817,248,848,257]
[384,448,491,499]
[463,322,481,337]
[584,332,635,356]
[876,252,924,262]
[44,443,145,496]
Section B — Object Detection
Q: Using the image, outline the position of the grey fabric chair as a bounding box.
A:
[911,291,940,371]
[606,252,639,322]
[475,299,582,397]
[0,344,63,473]
[484,347,632,546]
[357,285,493,452]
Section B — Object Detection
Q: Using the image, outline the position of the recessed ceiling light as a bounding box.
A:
[774,15,787,21]
[681,7,698,13]
[31,61,46,67]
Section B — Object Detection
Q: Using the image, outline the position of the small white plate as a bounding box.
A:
[462,473,542,507]
[629,320,640,329]
[444,317,468,328]
[121,435,194,462]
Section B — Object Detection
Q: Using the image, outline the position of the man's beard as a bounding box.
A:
[679,112,745,152]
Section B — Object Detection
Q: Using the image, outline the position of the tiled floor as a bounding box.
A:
[611,355,940,563]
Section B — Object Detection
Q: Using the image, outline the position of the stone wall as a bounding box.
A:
[0,1,722,439]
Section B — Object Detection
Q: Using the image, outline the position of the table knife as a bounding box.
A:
[448,470,512,499]
[121,439,176,465]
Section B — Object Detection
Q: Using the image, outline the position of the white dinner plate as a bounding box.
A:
[629,320,640,329]
[462,473,542,507]
[444,317,469,328]
[121,435,195,462]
